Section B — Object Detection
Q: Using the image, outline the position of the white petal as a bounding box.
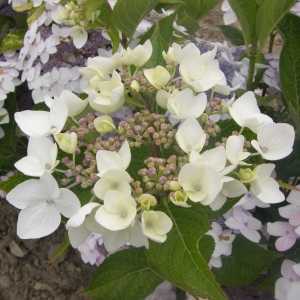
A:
[68,226,90,248]
[141,210,172,243]
[118,140,131,170]
[6,179,45,209]
[96,150,124,176]
[40,173,60,199]
[59,90,88,117]
[222,179,247,198]
[15,111,51,137]
[54,188,80,218]
[71,26,88,49]
[15,156,46,177]
[176,118,206,153]
[226,135,250,165]
[66,202,100,228]
[287,187,300,205]
[17,202,61,239]
[49,100,68,134]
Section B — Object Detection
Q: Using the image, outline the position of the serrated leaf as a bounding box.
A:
[228,0,258,45]
[279,13,300,132]
[147,201,228,300]
[214,236,279,287]
[112,0,159,38]
[219,25,245,46]
[256,0,296,49]
[147,13,176,67]
[87,248,162,300]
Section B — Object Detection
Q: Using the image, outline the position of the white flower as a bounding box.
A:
[250,164,285,204]
[175,118,206,154]
[167,88,207,120]
[54,132,78,154]
[156,90,170,109]
[70,26,88,49]
[225,206,262,243]
[144,66,171,89]
[163,42,200,65]
[141,210,173,243]
[93,169,132,199]
[96,140,131,176]
[208,222,235,268]
[179,47,227,93]
[226,135,250,166]
[95,190,137,231]
[178,163,223,205]
[228,91,273,133]
[251,123,295,161]
[15,137,58,177]
[121,40,152,67]
[7,174,80,239]
[14,99,68,137]
[87,71,125,114]
[66,202,100,248]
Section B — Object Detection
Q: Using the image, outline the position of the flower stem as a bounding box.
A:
[246,41,258,91]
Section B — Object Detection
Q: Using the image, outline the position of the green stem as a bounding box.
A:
[246,41,258,90]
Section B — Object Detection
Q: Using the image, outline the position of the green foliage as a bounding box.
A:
[112,0,159,38]
[0,30,24,53]
[256,0,296,48]
[0,93,18,170]
[87,248,162,300]
[0,173,27,192]
[147,13,176,67]
[228,0,258,45]
[214,237,280,287]
[177,0,218,33]
[219,25,245,46]
[279,13,300,132]
[147,201,227,300]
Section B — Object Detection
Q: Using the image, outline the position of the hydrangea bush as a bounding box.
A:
[1,1,300,300]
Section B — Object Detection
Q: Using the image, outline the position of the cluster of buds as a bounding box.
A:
[119,110,175,148]
[133,155,186,197]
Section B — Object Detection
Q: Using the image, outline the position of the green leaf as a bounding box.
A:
[87,248,162,300]
[177,0,218,32]
[279,14,300,132]
[0,30,24,53]
[112,0,159,38]
[0,173,28,192]
[147,13,176,67]
[228,0,259,45]
[256,0,296,49]
[0,93,18,170]
[219,25,245,46]
[214,237,279,287]
[147,201,228,300]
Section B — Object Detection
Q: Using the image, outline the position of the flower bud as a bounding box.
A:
[168,180,181,191]
[130,80,140,92]
[238,168,256,183]
[54,132,78,154]
[170,191,190,207]
[94,115,116,134]
[138,193,157,210]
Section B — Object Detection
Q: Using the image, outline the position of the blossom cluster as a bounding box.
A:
[5,39,296,277]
